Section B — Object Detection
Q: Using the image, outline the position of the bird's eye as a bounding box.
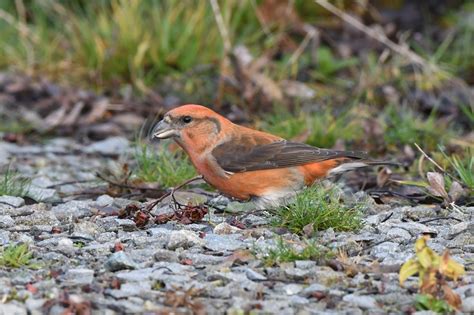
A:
[181,116,192,124]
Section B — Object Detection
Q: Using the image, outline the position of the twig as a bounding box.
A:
[209,0,232,108]
[314,0,442,74]
[414,143,459,184]
[287,25,319,67]
[145,175,204,212]
[96,173,164,192]
[209,0,231,53]
[418,216,462,224]
[414,143,445,173]
[47,180,96,189]
[380,212,393,223]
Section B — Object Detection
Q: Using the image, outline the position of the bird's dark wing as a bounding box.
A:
[211,138,368,173]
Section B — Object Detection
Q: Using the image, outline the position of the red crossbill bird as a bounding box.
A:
[152,104,392,208]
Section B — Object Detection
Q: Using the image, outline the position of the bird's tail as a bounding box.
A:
[327,159,398,176]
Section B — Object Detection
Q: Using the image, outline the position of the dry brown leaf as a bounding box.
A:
[426,172,448,199]
[448,181,465,202]
[442,284,462,310]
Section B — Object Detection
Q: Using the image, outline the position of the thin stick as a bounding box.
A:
[209,0,231,53]
[314,0,442,74]
[96,173,164,192]
[414,143,445,174]
[47,180,96,189]
[287,26,318,66]
[210,0,232,108]
[145,175,204,211]
[419,216,462,224]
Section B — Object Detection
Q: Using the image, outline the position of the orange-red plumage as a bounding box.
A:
[152,104,384,208]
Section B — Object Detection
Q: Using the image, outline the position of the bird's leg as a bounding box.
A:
[145,175,204,212]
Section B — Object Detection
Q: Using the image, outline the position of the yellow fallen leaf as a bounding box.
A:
[399,259,419,285]
[415,236,429,252]
[440,251,465,281]
[417,247,438,269]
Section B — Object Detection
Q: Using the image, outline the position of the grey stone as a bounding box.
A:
[225,201,257,213]
[105,251,138,271]
[283,267,310,281]
[204,234,244,252]
[289,295,309,305]
[84,137,129,155]
[0,149,10,166]
[73,221,101,238]
[14,205,59,226]
[0,303,27,315]
[167,230,204,250]
[0,196,24,207]
[242,214,270,227]
[63,268,94,285]
[343,294,379,309]
[213,222,242,235]
[245,268,267,281]
[402,206,438,220]
[301,283,328,297]
[392,222,437,236]
[51,200,93,222]
[295,260,317,269]
[0,215,14,228]
[179,253,225,265]
[447,221,471,239]
[455,283,474,298]
[25,298,46,314]
[463,296,474,313]
[154,249,179,262]
[116,268,154,282]
[96,194,114,207]
[0,230,10,245]
[26,186,59,203]
[150,205,174,216]
[30,177,54,188]
[16,234,33,244]
[371,241,400,258]
[386,227,412,241]
[57,238,75,255]
[115,218,136,230]
[107,281,152,298]
[283,283,303,295]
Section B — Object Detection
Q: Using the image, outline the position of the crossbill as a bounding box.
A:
[152,104,391,208]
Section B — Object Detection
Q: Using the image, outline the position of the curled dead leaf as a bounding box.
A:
[426,172,448,199]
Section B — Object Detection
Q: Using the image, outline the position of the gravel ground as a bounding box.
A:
[0,137,472,315]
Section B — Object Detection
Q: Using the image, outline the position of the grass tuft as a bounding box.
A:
[263,238,333,266]
[133,142,196,188]
[0,166,30,197]
[0,244,37,268]
[272,184,363,234]
[444,148,474,190]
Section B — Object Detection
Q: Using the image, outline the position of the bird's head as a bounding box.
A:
[152,104,229,146]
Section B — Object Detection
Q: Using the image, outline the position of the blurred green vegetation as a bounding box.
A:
[0,0,263,90]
